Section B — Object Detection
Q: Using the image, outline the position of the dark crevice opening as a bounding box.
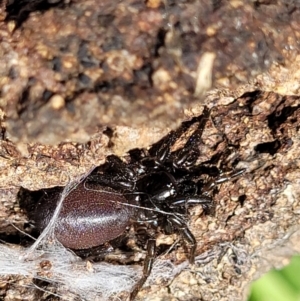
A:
[267,104,300,133]
[5,0,68,28]
[254,140,281,155]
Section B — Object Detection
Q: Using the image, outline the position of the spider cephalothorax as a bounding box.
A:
[29,106,244,300]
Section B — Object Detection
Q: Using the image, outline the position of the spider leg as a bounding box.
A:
[106,155,136,181]
[169,195,212,208]
[148,108,210,166]
[168,215,197,264]
[149,128,187,165]
[86,155,137,191]
[130,239,156,300]
[173,106,210,169]
[168,195,213,214]
[180,227,197,264]
[203,168,245,192]
[86,174,135,191]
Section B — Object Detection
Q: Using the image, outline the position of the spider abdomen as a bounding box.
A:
[34,182,135,249]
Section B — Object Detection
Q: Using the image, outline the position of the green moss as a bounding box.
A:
[249,256,300,301]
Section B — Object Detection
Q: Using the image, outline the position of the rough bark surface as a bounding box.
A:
[0,1,300,301]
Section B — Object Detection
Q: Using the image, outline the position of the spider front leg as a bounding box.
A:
[148,107,210,167]
[202,168,245,193]
[172,106,210,169]
[148,121,191,165]
[167,215,197,264]
[87,155,137,191]
[180,227,197,264]
[130,239,156,300]
[168,194,214,214]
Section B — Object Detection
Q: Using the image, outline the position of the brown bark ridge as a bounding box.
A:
[0,0,300,301]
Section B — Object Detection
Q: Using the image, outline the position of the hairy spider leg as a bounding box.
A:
[167,215,197,264]
[148,126,188,164]
[106,155,137,185]
[202,168,245,193]
[86,155,137,191]
[168,195,213,212]
[86,173,135,191]
[173,106,210,169]
[147,108,209,166]
[180,227,197,264]
[130,239,156,300]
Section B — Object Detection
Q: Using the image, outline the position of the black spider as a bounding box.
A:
[23,107,244,300]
